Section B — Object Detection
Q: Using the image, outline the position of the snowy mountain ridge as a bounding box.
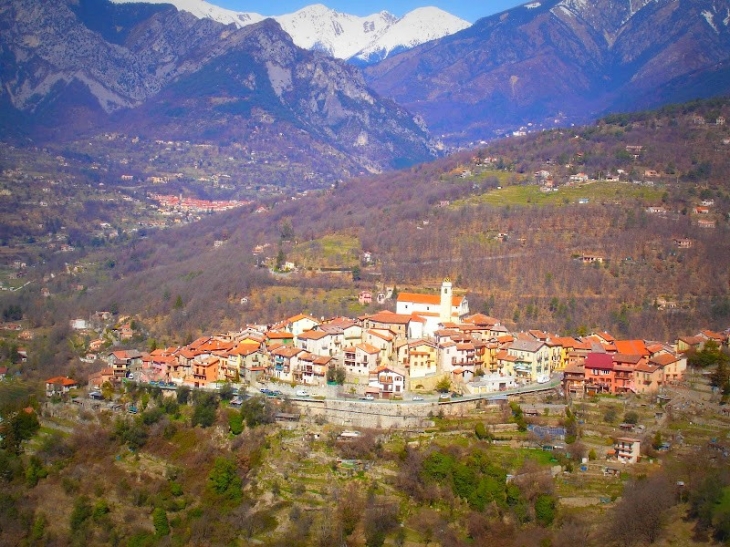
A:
[109,0,471,62]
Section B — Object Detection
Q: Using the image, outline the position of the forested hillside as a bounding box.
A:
[2,98,730,378]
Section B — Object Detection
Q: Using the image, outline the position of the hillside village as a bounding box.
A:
[41,278,725,404]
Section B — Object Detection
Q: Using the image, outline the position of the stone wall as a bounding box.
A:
[291,397,506,429]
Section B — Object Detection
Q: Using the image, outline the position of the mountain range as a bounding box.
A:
[109,0,471,63]
[1,0,730,187]
[365,0,730,143]
[0,0,437,176]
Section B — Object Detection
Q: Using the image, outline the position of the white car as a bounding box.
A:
[360,394,374,401]
[295,389,310,397]
[412,396,424,401]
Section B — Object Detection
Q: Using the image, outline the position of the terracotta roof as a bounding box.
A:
[564,363,585,374]
[45,376,77,386]
[612,353,643,365]
[678,335,704,346]
[297,330,329,340]
[397,292,464,306]
[614,340,648,356]
[367,310,413,325]
[367,329,394,342]
[272,346,303,358]
[267,331,293,340]
[635,362,659,374]
[357,343,381,355]
[464,313,500,326]
[650,353,680,367]
[287,313,319,324]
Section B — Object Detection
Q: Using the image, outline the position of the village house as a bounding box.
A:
[363,329,396,364]
[363,310,414,340]
[675,334,706,353]
[271,346,303,383]
[266,330,294,348]
[88,368,115,390]
[107,349,143,380]
[88,338,106,353]
[296,353,332,385]
[343,343,380,377]
[634,360,662,394]
[191,357,220,387]
[584,352,615,394]
[649,353,686,385]
[275,314,319,337]
[569,173,589,183]
[506,338,551,382]
[296,329,334,356]
[45,376,78,397]
[563,361,586,398]
[227,342,268,383]
[399,339,439,380]
[465,372,516,395]
[322,317,362,345]
[368,365,407,398]
[358,291,372,305]
[612,437,641,464]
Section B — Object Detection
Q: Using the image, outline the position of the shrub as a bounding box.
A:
[603,407,618,423]
[208,457,242,503]
[435,377,451,393]
[229,412,244,435]
[191,392,218,428]
[69,496,92,532]
[153,507,170,537]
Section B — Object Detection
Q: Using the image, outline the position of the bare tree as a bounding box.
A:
[605,471,675,546]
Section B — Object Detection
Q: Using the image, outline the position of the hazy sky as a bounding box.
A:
[213,1,526,23]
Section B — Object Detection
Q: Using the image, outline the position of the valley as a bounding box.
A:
[1,0,730,544]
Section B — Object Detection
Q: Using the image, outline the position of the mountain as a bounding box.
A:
[364,0,730,144]
[110,0,471,62]
[349,7,472,65]
[0,0,437,177]
[275,4,470,63]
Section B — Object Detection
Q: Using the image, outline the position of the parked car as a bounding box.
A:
[438,393,451,401]
[360,394,375,401]
[412,396,424,401]
[295,389,310,397]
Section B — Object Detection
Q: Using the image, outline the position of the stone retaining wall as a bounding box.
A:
[291,397,505,429]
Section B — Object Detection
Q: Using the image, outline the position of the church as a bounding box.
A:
[395,278,469,336]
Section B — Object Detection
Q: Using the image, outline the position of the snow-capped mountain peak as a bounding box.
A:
[351,7,471,64]
[109,0,470,63]
[275,5,400,59]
